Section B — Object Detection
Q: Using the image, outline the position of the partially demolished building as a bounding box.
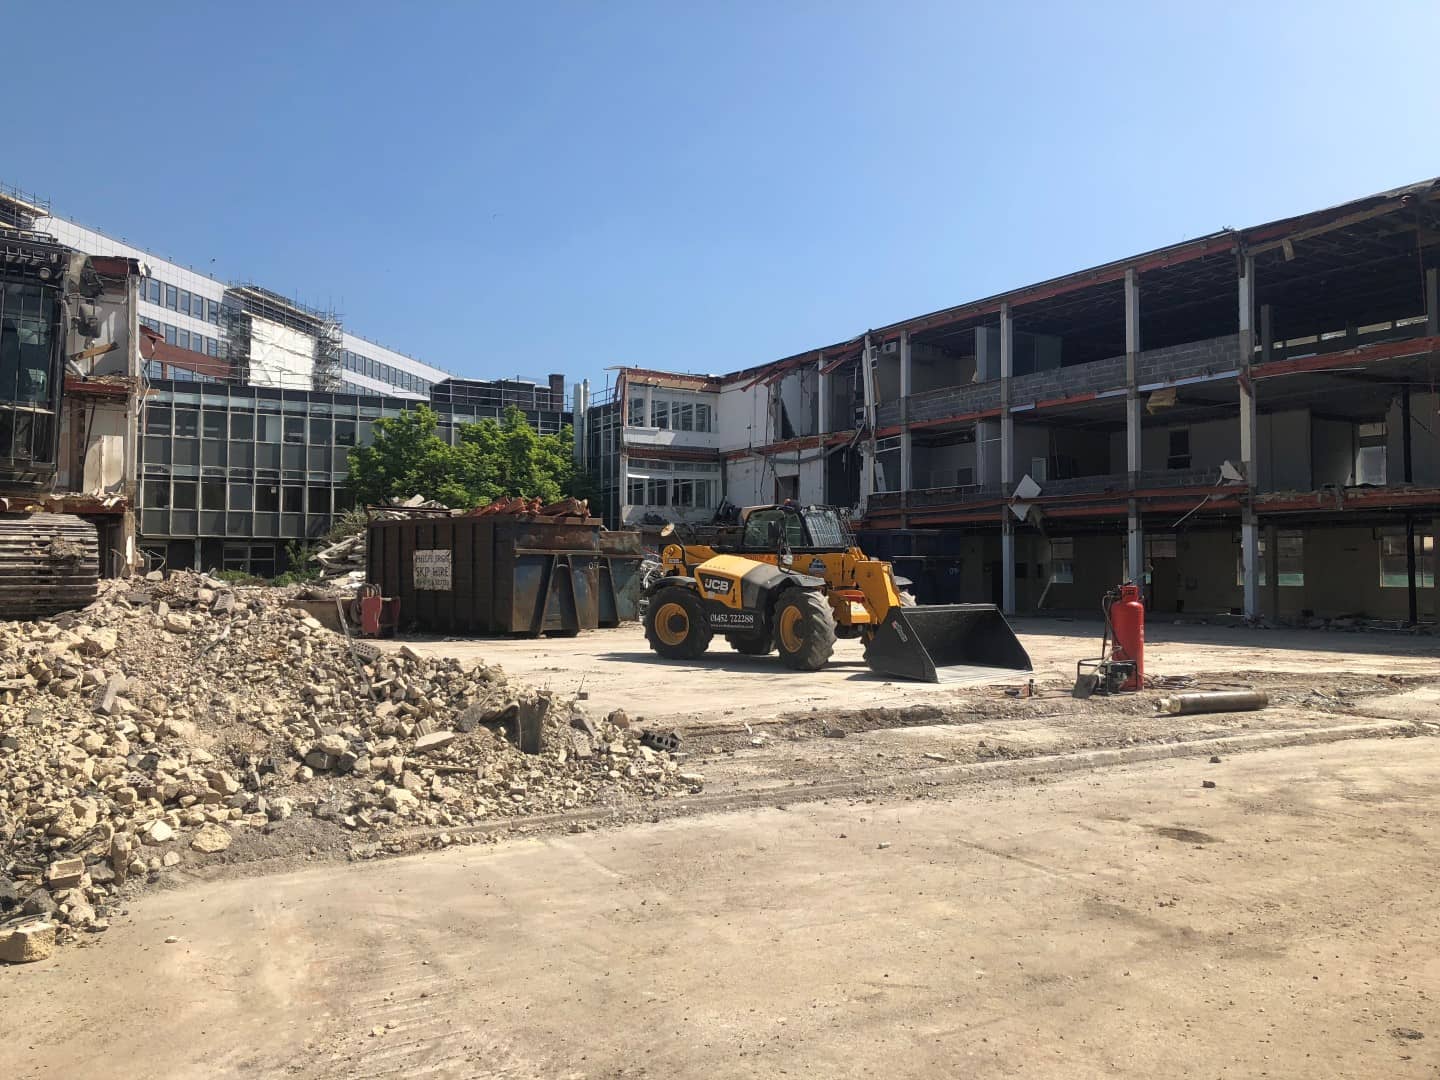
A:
[585,177,1440,623]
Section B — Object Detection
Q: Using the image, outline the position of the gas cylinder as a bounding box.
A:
[1109,583,1145,691]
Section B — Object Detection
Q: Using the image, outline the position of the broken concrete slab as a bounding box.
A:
[189,823,232,854]
[0,920,56,963]
[412,731,457,754]
[45,858,85,890]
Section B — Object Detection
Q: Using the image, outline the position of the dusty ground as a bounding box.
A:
[388,618,1440,727]
[3,737,1437,1080]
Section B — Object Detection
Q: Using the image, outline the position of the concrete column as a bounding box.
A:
[999,305,1014,488]
[1428,269,1439,335]
[816,354,830,435]
[999,305,1016,615]
[860,335,875,508]
[899,332,913,496]
[1265,522,1280,621]
[644,383,654,429]
[1124,269,1143,587]
[1238,253,1260,618]
[1001,517,1016,615]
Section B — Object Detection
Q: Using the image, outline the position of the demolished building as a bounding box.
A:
[581,176,1440,624]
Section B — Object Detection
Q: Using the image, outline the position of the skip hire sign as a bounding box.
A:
[413,549,452,591]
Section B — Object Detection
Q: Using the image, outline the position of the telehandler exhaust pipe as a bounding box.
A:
[864,604,1033,684]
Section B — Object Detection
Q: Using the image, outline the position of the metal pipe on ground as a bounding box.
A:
[1156,690,1269,716]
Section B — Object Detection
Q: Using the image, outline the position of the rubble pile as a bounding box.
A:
[0,571,694,957]
[313,495,447,581]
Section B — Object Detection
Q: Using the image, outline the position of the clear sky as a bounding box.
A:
[6,1,1436,391]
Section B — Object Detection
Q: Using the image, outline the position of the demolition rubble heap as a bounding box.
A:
[0,572,695,956]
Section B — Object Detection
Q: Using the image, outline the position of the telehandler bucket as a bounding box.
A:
[864,603,1032,684]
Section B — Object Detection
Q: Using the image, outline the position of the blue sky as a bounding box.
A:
[7,2,1437,391]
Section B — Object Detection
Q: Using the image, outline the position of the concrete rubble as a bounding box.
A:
[0,570,690,961]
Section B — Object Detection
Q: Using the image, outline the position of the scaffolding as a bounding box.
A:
[222,284,343,391]
[0,181,49,230]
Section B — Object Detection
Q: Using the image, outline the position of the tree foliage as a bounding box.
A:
[346,405,588,509]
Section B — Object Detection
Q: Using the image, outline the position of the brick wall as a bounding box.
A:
[1010,355,1126,404]
[1137,334,1239,385]
[907,381,1002,423]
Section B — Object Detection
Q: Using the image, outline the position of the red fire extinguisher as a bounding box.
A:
[1108,583,1145,691]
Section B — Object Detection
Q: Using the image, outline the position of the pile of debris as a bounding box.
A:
[313,495,448,581]
[0,571,696,961]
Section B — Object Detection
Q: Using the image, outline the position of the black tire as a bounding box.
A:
[644,585,713,660]
[726,633,773,656]
[772,589,837,671]
[835,625,862,640]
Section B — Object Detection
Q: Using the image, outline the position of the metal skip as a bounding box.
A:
[864,603,1033,684]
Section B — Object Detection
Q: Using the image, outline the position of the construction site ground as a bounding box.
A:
[4,736,1437,1079]
[5,618,1439,1077]
[391,617,1440,727]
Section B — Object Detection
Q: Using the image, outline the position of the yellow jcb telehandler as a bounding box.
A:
[641,503,1031,683]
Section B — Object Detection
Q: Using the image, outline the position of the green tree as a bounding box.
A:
[347,404,587,509]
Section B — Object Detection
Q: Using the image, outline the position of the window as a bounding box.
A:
[202,480,225,511]
[646,478,669,505]
[145,405,172,436]
[1380,530,1435,588]
[627,479,646,506]
[192,294,205,319]
[164,324,177,345]
[177,329,190,351]
[202,410,225,439]
[1356,422,1386,485]
[1049,538,1074,584]
[695,403,712,433]
[143,480,170,509]
[335,420,357,446]
[283,486,303,512]
[283,416,305,444]
[147,279,161,304]
[165,285,178,310]
[173,408,198,438]
[178,290,190,316]
[256,484,280,512]
[627,397,646,425]
[1235,530,1304,587]
[229,484,251,511]
[1167,428,1191,470]
[675,402,694,431]
[230,413,253,440]
[207,299,220,325]
[172,481,197,510]
[207,337,219,357]
[651,400,669,429]
[1147,534,1177,560]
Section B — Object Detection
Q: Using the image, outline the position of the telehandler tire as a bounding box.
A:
[772,589,837,671]
[645,585,713,660]
[726,633,773,656]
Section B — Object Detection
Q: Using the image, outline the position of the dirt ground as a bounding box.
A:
[6,620,1439,1078]
[387,618,1440,727]
[4,737,1437,1080]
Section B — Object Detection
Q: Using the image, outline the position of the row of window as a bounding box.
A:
[625,477,717,509]
[144,361,224,385]
[341,349,432,396]
[145,404,363,446]
[142,478,352,515]
[140,316,224,358]
[1050,531,1435,589]
[627,395,714,432]
[139,275,221,325]
[626,458,721,474]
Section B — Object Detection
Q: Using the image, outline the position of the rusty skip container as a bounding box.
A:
[367,515,644,636]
